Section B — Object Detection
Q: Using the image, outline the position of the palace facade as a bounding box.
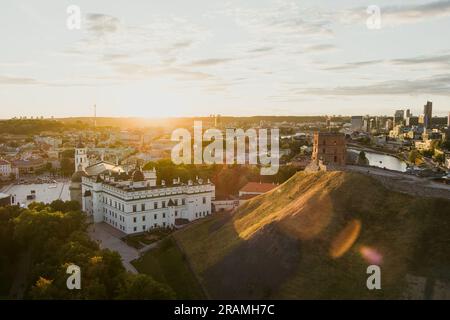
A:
[70,143,215,234]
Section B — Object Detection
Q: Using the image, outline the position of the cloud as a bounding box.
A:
[342,0,450,26]
[101,53,130,61]
[296,74,450,96]
[320,53,450,71]
[247,46,274,53]
[231,2,333,37]
[390,53,450,68]
[109,62,213,81]
[68,13,209,62]
[322,60,384,71]
[172,41,194,49]
[0,75,39,85]
[85,13,121,35]
[186,58,234,67]
[302,44,336,53]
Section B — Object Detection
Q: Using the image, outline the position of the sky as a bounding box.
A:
[1,0,450,118]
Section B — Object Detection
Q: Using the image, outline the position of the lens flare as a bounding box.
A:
[329,219,361,258]
[359,246,383,265]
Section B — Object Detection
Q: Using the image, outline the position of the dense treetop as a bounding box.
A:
[0,200,174,299]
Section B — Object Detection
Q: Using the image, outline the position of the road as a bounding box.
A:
[88,222,139,274]
[346,165,450,198]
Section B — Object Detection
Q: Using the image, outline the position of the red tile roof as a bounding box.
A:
[239,194,258,200]
[239,182,277,194]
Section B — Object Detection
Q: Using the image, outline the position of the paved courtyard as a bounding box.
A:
[88,222,139,274]
[2,181,70,207]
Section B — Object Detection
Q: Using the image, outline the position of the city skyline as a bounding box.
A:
[1,0,450,118]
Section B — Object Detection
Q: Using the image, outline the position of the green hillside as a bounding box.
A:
[174,171,450,299]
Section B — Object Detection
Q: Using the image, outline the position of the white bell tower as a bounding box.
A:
[75,141,88,172]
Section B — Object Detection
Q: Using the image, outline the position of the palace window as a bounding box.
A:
[133,205,137,212]
[154,214,157,219]
[162,201,166,208]
[154,202,158,209]
[141,203,145,211]
[133,217,137,223]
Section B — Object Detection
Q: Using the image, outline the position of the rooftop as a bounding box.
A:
[85,161,124,176]
[0,159,11,165]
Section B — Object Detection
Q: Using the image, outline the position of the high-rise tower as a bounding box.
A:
[423,101,432,129]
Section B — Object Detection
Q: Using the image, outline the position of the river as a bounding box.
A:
[349,149,407,172]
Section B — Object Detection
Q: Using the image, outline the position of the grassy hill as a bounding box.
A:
[174,171,450,299]
[131,238,205,299]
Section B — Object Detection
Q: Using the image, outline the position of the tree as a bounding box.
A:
[408,150,420,164]
[61,149,74,159]
[1,201,174,300]
[49,199,81,213]
[60,158,74,177]
[117,274,175,299]
[434,153,445,164]
[356,151,369,166]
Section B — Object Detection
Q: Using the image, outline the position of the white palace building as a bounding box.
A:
[70,142,215,234]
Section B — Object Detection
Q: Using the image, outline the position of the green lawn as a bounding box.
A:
[131,237,205,299]
[123,228,173,249]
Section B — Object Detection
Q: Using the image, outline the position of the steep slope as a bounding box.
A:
[174,171,450,299]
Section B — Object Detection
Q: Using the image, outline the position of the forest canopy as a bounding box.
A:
[0,201,174,299]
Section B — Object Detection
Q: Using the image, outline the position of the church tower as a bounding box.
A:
[71,139,88,205]
[75,140,88,172]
